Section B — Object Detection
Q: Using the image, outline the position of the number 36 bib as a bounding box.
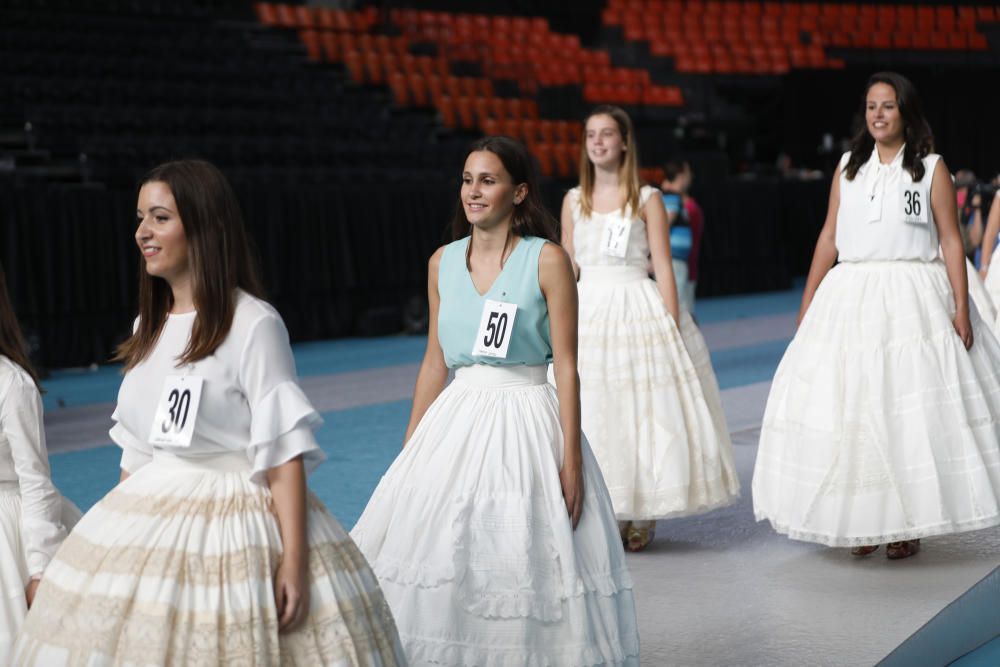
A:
[148,375,204,447]
[473,300,518,359]
[900,182,929,225]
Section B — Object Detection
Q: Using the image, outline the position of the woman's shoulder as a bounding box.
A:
[231,290,285,342]
[0,355,36,403]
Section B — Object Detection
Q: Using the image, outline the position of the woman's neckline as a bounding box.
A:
[465,235,526,298]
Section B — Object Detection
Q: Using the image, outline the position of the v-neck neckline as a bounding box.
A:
[466,236,525,298]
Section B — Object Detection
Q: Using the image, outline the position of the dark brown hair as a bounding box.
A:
[844,72,934,182]
[450,136,559,268]
[578,105,642,218]
[0,261,41,388]
[114,160,263,370]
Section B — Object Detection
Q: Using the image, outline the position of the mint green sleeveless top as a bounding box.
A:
[437,235,553,368]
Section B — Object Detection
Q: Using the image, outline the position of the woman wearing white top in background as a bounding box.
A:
[0,261,80,662]
[753,72,1000,560]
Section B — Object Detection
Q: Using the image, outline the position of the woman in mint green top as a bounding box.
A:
[437,234,552,367]
[352,136,639,666]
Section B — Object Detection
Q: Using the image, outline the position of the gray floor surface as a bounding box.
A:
[635,386,1000,667]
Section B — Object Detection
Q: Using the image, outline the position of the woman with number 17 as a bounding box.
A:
[14,160,405,665]
[563,106,739,553]
[351,136,639,666]
[753,72,1000,560]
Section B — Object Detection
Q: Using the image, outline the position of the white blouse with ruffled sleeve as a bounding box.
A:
[0,356,69,576]
[110,290,325,483]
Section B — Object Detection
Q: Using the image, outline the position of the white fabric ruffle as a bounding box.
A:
[753,260,1000,546]
[248,380,325,483]
[575,266,740,520]
[351,364,639,666]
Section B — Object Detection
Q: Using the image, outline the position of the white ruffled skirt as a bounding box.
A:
[350,364,639,666]
[967,258,996,325]
[575,265,740,520]
[12,452,405,666]
[753,260,1000,546]
[0,483,80,664]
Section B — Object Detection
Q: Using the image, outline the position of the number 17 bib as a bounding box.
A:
[601,218,631,258]
[148,375,204,448]
[473,300,518,359]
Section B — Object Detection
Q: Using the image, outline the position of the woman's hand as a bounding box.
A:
[25,578,40,607]
[954,310,974,350]
[267,456,310,633]
[273,555,310,632]
[560,456,584,529]
[980,267,989,281]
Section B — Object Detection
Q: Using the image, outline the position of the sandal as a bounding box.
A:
[618,521,632,546]
[886,539,921,560]
[850,545,880,556]
[625,525,655,552]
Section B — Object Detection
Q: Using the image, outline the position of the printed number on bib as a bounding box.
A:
[148,375,204,448]
[901,185,928,225]
[601,218,631,258]
[473,300,518,359]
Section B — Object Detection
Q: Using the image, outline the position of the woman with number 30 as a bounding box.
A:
[753,72,1000,560]
[13,160,405,665]
[351,136,639,665]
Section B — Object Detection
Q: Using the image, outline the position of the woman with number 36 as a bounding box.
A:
[753,72,1000,560]
[351,136,639,666]
[13,160,405,665]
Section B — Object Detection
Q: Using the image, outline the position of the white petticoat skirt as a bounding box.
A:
[0,483,81,664]
[350,364,640,666]
[753,259,1000,546]
[12,452,405,666]
[575,265,740,520]
[967,258,996,325]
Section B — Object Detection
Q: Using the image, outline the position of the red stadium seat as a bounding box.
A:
[255,3,278,27]
[299,29,321,61]
[388,72,409,106]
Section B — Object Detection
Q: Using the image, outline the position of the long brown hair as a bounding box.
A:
[0,261,41,388]
[450,136,559,269]
[577,105,642,219]
[114,160,263,370]
[844,72,934,182]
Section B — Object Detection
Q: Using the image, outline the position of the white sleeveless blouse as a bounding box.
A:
[836,146,942,262]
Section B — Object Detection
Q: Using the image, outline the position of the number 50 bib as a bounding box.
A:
[148,375,204,447]
[473,300,518,359]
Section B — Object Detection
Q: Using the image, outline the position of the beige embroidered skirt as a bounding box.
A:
[12,451,405,666]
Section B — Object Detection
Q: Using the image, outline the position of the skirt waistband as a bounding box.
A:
[454,364,549,388]
[151,449,252,473]
[836,258,943,270]
[578,265,648,284]
[0,480,19,494]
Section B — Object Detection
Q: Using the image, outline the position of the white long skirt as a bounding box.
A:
[967,258,996,324]
[351,364,640,667]
[753,260,1000,546]
[576,265,739,520]
[12,452,405,666]
[0,482,80,665]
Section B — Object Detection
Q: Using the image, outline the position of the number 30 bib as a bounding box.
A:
[148,375,204,447]
[473,300,518,359]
